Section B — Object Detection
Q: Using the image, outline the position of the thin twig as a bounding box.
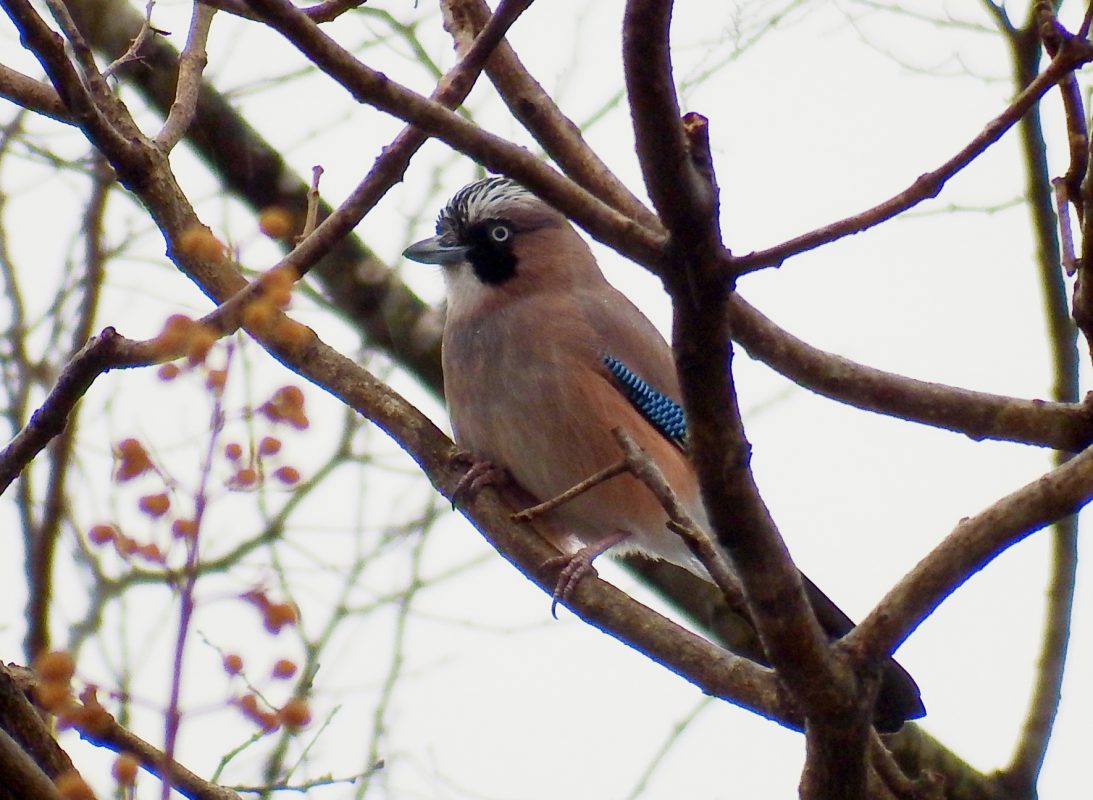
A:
[155,1,216,151]
[102,0,157,79]
[161,349,229,800]
[511,460,628,521]
[609,429,745,610]
[1055,179,1078,275]
[67,693,241,800]
[731,34,1093,273]
[300,165,323,241]
[269,0,535,281]
[242,0,667,269]
[442,0,661,231]
[303,0,367,23]
[994,10,1085,792]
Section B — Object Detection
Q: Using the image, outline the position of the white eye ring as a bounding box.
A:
[489,224,511,243]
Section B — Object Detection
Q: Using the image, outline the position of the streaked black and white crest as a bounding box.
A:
[436,176,537,234]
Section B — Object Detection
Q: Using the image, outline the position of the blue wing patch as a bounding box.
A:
[602,354,688,447]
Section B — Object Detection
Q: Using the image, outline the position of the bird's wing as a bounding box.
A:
[601,355,687,448]
[577,283,688,450]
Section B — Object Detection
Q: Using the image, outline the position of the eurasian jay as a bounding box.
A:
[404,175,925,731]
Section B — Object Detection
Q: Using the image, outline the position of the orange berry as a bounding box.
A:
[235,693,279,732]
[157,363,181,381]
[258,436,281,456]
[186,328,217,366]
[179,225,227,262]
[205,369,228,393]
[54,770,94,800]
[262,266,295,294]
[138,493,170,518]
[273,466,300,486]
[223,653,244,675]
[112,752,139,785]
[224,442,243,461]
[171,518,198,540]
[233,467,258,488]
[35,681,72,712]
[114,438,152,482]
[258,207,295,240]
[271,658,297,679]
[241,298,275,331]
[116,536,139,556]
[286,410,310,430]
[279,697,311,731]
[36,650,76,682]
[153,314,197,358]
[259,385,305,426]
[264,602,298,634]
[274,318,312,346]
[278,385,304,409]
[138,543,164,563]
[88,524,118,545]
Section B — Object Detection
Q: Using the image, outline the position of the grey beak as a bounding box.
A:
[403,234,469,265]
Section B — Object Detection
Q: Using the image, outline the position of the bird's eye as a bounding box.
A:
[489,224,512,243]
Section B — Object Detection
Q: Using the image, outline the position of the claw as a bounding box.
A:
[544,530,630,618]
[450,453,508,508]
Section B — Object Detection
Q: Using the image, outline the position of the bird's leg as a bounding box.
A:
[545,529,631,618]
[450,451,509,507]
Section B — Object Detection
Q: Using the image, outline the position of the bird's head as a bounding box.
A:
[404,176,598,304]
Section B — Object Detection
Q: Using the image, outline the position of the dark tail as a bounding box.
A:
[800,573,925,733]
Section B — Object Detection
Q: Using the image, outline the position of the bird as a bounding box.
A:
[403,174,925,731]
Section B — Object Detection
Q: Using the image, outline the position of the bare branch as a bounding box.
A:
[0,729,65,800]
[731,34,1093,273]
[512,460,629,522]
[301,165,323,241]
[845,440,1093,666]
[442,0,661,230]
[0,329,152,497]
[241,0,668,269]
[69,691,242,800]
[992,8,1084,792]
[623,3,872,794]
[273,0,540,282]
[609,428,746,611]
[1001,511,1078,794]
[154,1,216,151]
[0,663,76,781]
[728,295,1093,451]
[101,0,156,78]
[0,64,70,122]
[623,0,715,253]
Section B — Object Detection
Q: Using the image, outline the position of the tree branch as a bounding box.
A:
[730,32,1093,274]
[845,439,1093,667]
[443,0,662,231]
[729,295,1093,451]
[623,1,868,796]
[241,0,668,269]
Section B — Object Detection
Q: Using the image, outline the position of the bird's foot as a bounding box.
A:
[545,530,630,619]
[450,452,508,508]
